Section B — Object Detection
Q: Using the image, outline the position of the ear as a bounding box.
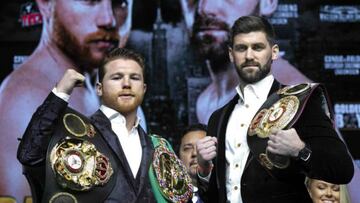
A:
[143,83,147,94]
[228,47,234,63]
[259,0,278,16]
[96,82,103,96]
[36,0,53,20]
[271,44,279,60]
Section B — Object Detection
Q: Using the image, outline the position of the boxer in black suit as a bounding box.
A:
[195,16,354,203]
[17,48,192,202]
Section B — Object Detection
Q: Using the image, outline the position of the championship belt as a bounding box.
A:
[247,83,322,170]
[43,108,116,203]
[50,137,113,191]
[149,135,193,203]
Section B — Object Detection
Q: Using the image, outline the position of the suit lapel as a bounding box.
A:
[216,95,239,193]
[90,110,137,190]
[135,127,154,196]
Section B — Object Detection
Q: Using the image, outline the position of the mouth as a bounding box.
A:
[194,25,228,36]
[195,25,227,32]
[92,40,118,50]
[321,199,336,203]
[190,160,198,167]
[119,93,135,99]
[242,63,260,69]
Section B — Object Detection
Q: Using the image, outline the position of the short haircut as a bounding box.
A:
[181,123,208,140]
[98,48,145,82]
[229,15,276,46]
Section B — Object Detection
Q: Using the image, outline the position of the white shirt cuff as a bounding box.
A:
[197,170,211,183]
[52,87,70,102]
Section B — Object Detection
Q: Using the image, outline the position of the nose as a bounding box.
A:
[245,48,255,60]
[325,188,333,197]
[96,0,116,30]
[122,77,131,89]
[197,0,222,17]
[191,147,197,157]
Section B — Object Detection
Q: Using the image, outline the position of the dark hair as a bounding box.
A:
[229,15,276,47]
[98,48,145,82]
[181,123,208,139]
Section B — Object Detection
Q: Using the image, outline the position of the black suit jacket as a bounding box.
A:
[199,81,354,203]
[17,93,156,203]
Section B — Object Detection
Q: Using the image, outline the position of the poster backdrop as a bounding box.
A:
[0,0,359,201]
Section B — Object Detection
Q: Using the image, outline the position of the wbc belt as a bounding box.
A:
[149,135,193,203]
[42,108,116,203]
[247,83,330,171]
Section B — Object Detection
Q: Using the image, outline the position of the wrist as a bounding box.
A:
[197,162,213,177]
[296,143,312,162]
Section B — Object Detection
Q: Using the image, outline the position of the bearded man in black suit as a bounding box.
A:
[195,15,354,203]
[17,48,192,202]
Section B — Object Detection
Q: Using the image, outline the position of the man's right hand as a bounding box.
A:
[196,136,217,176]
[56,69,85,95]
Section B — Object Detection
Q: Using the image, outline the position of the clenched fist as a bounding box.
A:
[266,128,305,157]
[196,136,217,176]
[56,69,85,95]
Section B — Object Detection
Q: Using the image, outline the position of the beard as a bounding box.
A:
[191,13,231,73]
[236,57,272,84]
[52,11,120,70]
[102,90,144,116]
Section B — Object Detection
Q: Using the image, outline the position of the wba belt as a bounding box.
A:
[42,108,116,203]
[247,83,330,171]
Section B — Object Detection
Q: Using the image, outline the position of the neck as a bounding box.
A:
[122,111,137,132]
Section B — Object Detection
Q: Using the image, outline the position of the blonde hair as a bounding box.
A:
[305,177,351,203]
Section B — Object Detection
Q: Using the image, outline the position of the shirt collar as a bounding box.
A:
[235,74,274,103]
[99,105,141,128]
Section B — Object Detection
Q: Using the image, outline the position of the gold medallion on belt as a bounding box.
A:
[248,83,312,170]
[63,113,96,138]
[152,138,193,203]
[50,137,113,191]
[248,95,300,138]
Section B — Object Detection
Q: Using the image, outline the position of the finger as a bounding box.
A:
[268,134,278,142]
[266,145,277,154]
[204,151,217,160]
[267,139,277,148]
[75,80,84,87]
[270,127,280,134]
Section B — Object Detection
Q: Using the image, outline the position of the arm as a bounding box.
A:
[17,69,85,166]
[267,89,354,184]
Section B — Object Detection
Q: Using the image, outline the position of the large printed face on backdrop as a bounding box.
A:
[179,0,278,72]
[39,0,133,68]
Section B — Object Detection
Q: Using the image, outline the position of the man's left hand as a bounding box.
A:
[266,128,305,157]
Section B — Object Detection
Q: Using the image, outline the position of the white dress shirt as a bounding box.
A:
[100,105,142,178]
[225,75,274,203]
[52,88,143,178]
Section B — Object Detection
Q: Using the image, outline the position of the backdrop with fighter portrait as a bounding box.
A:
[0,0,359,202]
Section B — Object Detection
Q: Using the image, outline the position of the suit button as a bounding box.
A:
[234,186,238,190]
